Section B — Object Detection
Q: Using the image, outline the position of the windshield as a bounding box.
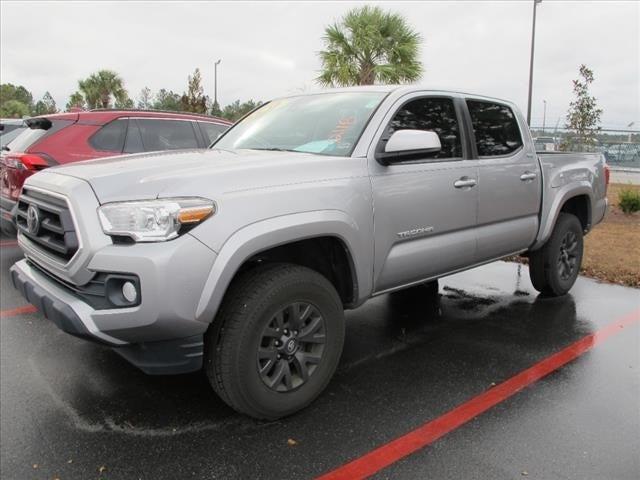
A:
[0,125,26,148]
[214,92,386,157]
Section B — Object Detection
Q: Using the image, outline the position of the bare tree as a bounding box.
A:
[563,65,603,151]
[137,87,153,110]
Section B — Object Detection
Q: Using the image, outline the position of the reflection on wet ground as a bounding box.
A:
[1,240,638,479]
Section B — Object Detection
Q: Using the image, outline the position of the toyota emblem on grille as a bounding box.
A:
[26,205,41,235]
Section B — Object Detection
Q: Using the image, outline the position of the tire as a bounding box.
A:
[205,263,345,420]
[528,213,584,296]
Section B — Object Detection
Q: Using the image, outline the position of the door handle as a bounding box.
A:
[454,177,477,188]
[520,172,537,181]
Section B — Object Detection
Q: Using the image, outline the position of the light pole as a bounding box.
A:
[214,59,222,110]
[526,0,542,126]
[542,99,547,133]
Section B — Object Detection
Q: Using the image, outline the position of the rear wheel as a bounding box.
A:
[205,263,344,420]
[528,213,584,296]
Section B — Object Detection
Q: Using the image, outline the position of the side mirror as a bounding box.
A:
[378,129,441,164]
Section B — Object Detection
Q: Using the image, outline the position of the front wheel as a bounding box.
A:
[528,212,584,296]
[205,263,345,420]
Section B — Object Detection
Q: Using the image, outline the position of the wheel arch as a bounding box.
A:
[195,211,370,323]
[532,185,594,251]
[238,236,357,306]
[559,194,591,232]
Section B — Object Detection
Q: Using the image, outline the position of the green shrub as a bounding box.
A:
[618,188,640,214]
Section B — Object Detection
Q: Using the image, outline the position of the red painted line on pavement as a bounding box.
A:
[316,309,640,480]
[0,305,37,318]
[0,240,18,248]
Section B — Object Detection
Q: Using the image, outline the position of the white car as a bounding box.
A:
[0,118,26,149]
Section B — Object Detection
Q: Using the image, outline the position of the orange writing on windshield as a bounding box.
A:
[329,116,355,144]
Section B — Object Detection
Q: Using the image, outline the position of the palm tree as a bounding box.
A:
[78,70,129,109]
[317,6,423,87]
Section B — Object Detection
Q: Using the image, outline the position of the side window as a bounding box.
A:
[466,100,523,156]
[89,119,127,152]
[123,120,144,154]
[385,97,462,159]
[136,119,199,151]
[199,122,227,145]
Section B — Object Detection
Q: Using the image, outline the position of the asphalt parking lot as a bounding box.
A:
[1,235,639,480]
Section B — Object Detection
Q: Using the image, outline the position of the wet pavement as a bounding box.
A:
[1,235,639,480]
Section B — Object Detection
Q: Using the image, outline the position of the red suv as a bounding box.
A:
[0,110,231,235]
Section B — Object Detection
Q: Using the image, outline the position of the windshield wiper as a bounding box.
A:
[248,147,297,152]
[1,146,9,151]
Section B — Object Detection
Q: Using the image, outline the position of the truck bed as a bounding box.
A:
[533,151,608,249]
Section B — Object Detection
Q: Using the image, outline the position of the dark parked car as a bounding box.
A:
[0,110,231,235]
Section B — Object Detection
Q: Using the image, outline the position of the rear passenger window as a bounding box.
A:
[124,120,144,154]
[386,97,462,159]
[136,119,199,151]
[199,122,227,145]
[466,100,523,156]
[89,119,127,152]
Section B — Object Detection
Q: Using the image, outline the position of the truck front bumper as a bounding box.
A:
[10,233,218,375]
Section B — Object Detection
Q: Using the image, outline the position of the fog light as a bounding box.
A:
[122,281,138,303]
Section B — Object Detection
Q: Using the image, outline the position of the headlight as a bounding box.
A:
[98,197,215,242]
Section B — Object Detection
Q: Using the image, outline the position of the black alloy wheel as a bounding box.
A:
[257,302,326,392]
[557,230,579,281]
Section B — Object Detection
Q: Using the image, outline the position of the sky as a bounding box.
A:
[1,0,638,130]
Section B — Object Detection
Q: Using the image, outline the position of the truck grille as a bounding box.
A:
[15,188,79,263]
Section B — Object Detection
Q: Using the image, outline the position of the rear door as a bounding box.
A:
[368,94,479,293]
[133,118,201,152]
[466,99,541,261]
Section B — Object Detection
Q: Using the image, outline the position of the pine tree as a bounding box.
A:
[33,91,58,115]
[180,68,208,113]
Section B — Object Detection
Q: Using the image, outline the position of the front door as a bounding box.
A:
[368,94,478,293]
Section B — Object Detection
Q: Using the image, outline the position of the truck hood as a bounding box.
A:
[46,148,354,203]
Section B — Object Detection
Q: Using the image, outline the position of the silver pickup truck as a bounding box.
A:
[10,86,608,419]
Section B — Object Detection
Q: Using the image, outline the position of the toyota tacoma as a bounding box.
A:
[10,86,608,419]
